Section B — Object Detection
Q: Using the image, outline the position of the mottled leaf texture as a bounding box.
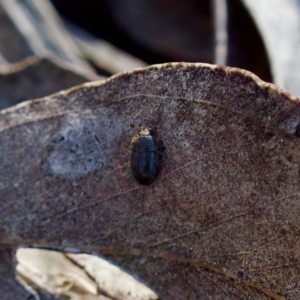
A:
[1,63,300,299]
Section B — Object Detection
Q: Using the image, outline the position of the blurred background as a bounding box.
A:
[2,0,300,110]
[51,0,272,81]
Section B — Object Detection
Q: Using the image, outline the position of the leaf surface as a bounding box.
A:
[1,63,300,299]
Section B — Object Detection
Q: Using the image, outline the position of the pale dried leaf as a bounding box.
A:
[1,0,98,80]
[65,22,147,74]
[16,248,97,296]
[67,253,158,300]
[242,0,300,96]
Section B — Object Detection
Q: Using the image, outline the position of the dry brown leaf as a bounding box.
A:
[1,63,300,299]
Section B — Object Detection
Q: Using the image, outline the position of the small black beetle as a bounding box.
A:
[131,128,161,185]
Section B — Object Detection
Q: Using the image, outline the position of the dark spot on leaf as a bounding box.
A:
[236,269,249,280]
[295,124,300,137]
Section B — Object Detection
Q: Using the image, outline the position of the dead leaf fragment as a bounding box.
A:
[16,248,97,297]
[1,63,300,299]
[67,253,158,300]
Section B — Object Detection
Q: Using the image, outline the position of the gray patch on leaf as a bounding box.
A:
[43,112,123,178]
[279,108,300,136]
